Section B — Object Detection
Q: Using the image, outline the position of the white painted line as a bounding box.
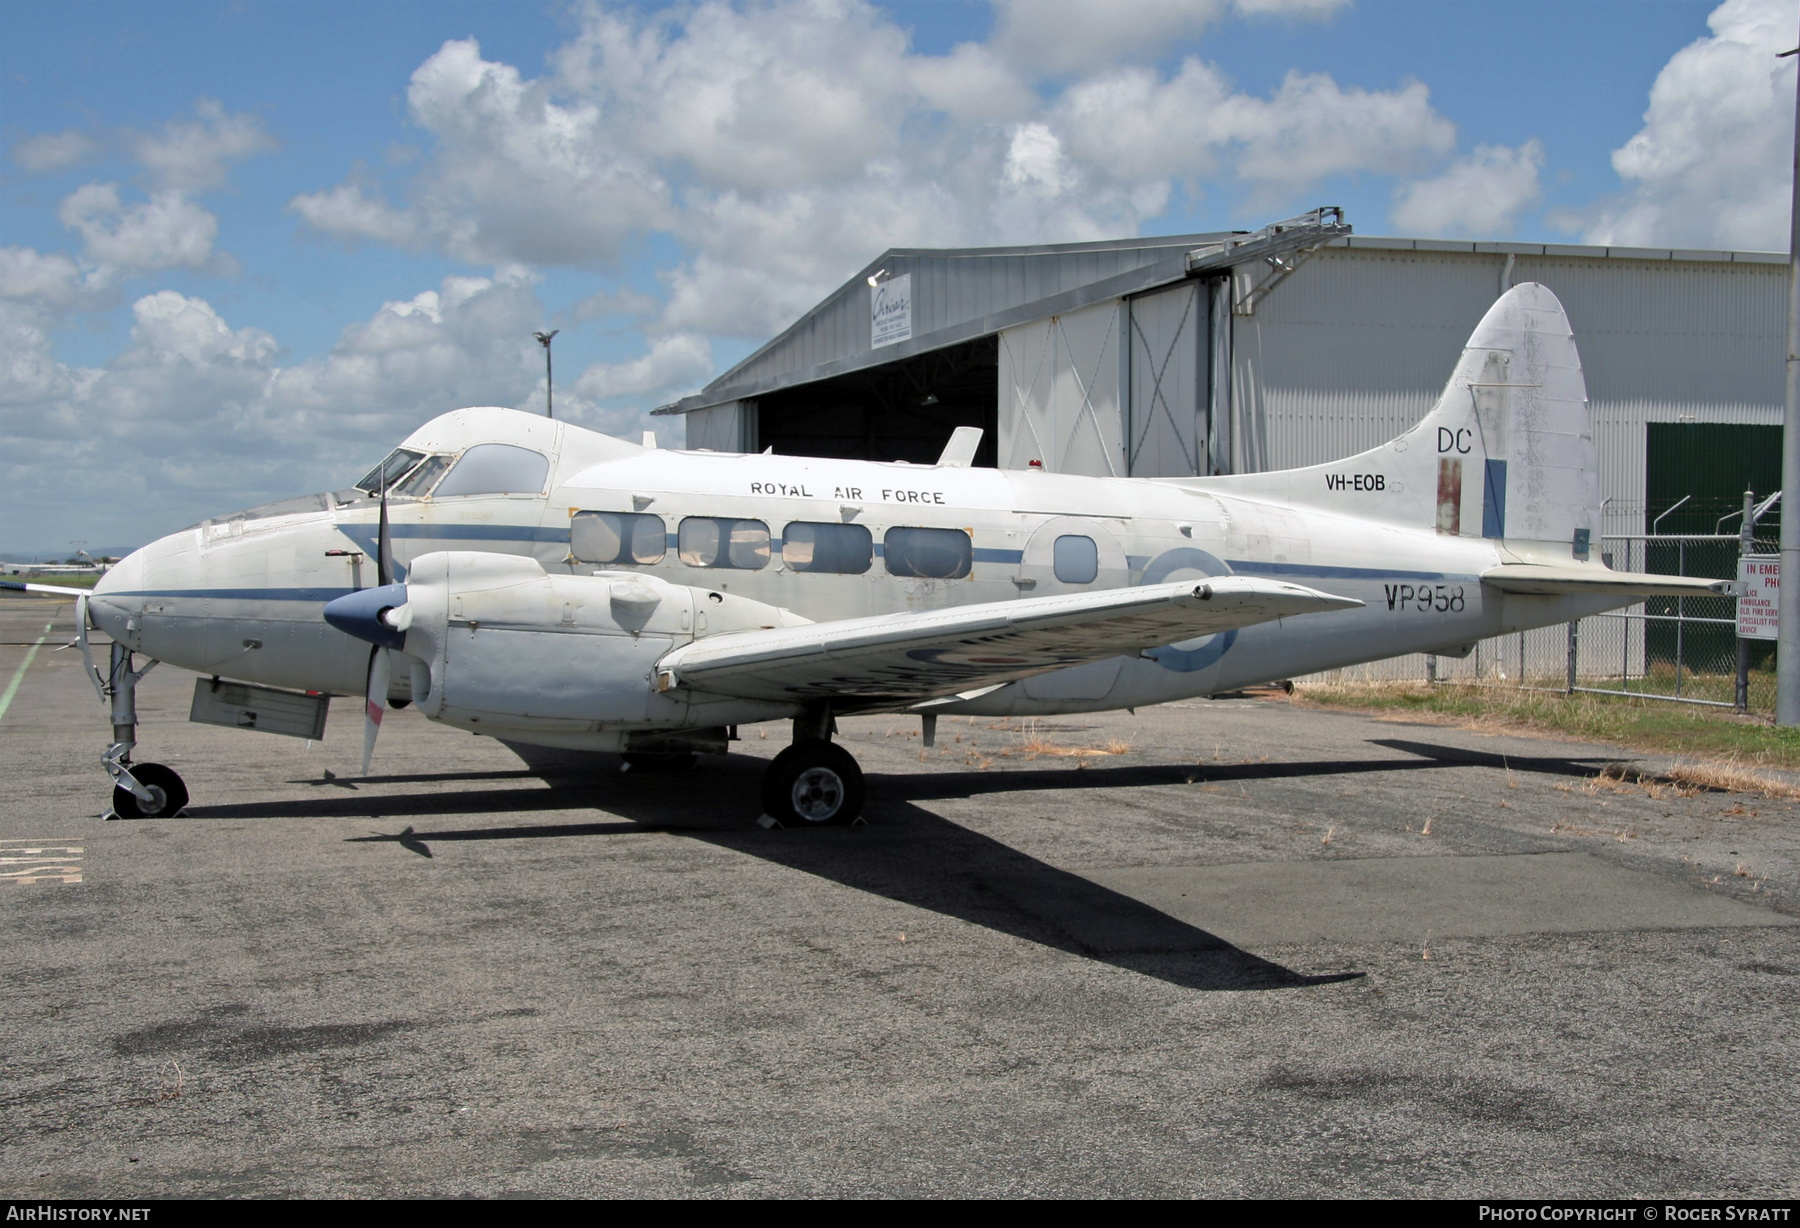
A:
[0,840,85,885]
[0,618,55,725]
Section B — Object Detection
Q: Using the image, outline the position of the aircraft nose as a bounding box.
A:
[87,546,147,640]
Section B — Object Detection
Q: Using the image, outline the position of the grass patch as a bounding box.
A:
[1294,680,1800,770]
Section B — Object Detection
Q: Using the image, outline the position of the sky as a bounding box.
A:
[2,0,1795,555]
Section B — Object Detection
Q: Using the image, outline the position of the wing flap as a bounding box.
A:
[1481,564,1728,598]
[658,577,1359,703]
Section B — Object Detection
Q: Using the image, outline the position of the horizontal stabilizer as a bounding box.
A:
[658,577,1360,703]
[1480,564,1728,598]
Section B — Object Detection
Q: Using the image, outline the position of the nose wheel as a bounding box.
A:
[110,763,189,820]
[84,629,188,819]
[761,741,864,826]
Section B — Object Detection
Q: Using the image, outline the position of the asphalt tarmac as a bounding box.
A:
[2,593,1796,1197]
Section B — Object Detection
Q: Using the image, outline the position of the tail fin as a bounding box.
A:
[1206,283,1599,559]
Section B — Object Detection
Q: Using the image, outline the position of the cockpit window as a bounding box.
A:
[432,443,550,498]
[394,453,454,498]
[355,448,425,495]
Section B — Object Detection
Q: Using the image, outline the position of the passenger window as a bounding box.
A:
[884,526,971,579]
[572,511,667,565]
[782,522,873,574]
[1053,534,1098,584]
[433,444,550,497]
[679,517,770,570]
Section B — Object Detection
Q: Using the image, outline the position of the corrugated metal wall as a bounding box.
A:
[997,300,1127,476]
[1125,283,1207,477]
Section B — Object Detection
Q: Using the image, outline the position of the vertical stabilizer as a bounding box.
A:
[1199,282,1599,559]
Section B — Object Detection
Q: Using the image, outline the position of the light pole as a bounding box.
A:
[533,330,560,419]
[1778,37,1799,724]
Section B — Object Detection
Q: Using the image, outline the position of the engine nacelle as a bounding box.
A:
[398,551,805,737]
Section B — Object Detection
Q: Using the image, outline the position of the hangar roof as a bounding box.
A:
[657,222,1784,418]
[658,231,1237,416]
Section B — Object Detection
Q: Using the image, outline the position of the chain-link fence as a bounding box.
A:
[1427,526,1778,712]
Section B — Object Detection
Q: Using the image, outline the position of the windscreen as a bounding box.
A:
[433,444,550,497]
[355,449,425,495]
[394,453,454,498]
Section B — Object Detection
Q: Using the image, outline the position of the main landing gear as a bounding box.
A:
[94,637,188,820]
[760,706,864,826]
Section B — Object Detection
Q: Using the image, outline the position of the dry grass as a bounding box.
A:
[1552,757,1800,802]
[1664,759,1800,800]
[1295,678,1800,771]
[996,721,1132,760]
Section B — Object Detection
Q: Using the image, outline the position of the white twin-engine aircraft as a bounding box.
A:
[15,284,1724,824]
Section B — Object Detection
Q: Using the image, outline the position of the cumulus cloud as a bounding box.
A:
[990,0,1348,77]
[0,248,85,308]
[1584,0,1795,250]
[0,272,667,545]
[57,183,220,275]
[574,333,713,401]
[287,183,423,248]
[285,0,1456,345]
[1391,140,1545,237]
[129,99,275,193]
[1054,59,1455,215]
[398,37,669,265]
[13,129,99,173]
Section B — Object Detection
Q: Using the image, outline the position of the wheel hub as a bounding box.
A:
[790,766,844,822]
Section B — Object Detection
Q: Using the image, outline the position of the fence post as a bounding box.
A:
[1426,654,1437,685]
[1737,488,1754,713]
[1567,620,1579,695]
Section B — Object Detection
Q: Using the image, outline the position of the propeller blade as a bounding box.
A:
[376,476,392,587]
[362,646,390,775]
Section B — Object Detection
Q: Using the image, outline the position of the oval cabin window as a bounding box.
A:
[679,517,771,570]
[572,511,667,565]
[1053,534,1098,584]
[883,526,971,579]
[782,522,873,574]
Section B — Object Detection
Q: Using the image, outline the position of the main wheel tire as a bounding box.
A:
[761,742,864,826]
[110,763,188,819]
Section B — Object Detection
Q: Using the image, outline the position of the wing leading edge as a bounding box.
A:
[657,577,1361,704]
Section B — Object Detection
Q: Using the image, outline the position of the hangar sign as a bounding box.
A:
[1737,555,1779,640]
[871,273,911,349]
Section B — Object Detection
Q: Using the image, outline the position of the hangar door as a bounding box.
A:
[997,300,1124,476]
[1125,282,1208,477]
[754,337,998,466]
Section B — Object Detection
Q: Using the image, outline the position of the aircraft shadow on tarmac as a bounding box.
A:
[178,738,1620,994]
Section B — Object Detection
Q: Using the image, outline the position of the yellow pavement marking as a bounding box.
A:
[0,618,56,725]
[0,840,84,885]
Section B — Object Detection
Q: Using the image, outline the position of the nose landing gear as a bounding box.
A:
[760,707,864,826]
[94,637,188,820]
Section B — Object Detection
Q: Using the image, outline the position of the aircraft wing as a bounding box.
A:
[657,577,1360,703]
[0,580,93,597]
[1480,564,1729,598]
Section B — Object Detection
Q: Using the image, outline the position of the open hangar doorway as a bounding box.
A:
[754,337,999,467]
